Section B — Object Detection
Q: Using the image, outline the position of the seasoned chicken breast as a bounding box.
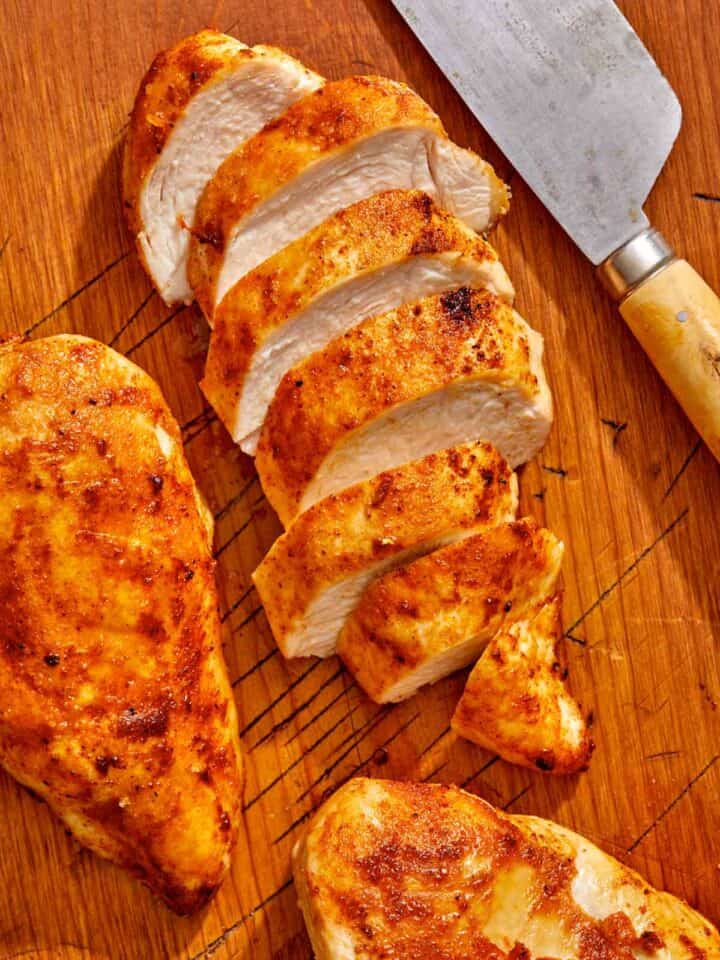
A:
[123,30,322,304]
[293,778,720,960]
[338,519,564,706]
[0,335,243,914]
[203,190,514,454]
[253,443,518,659]
[187,76,509,314]
[453,594,593,774]
[255,287,552,526]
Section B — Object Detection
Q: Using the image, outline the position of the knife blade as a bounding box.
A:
[393,0,720,462]
[392,0,679,265]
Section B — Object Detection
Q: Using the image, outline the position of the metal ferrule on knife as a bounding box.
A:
[599,228,676,302]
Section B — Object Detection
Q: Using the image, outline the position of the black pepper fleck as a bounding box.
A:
[95,754,121,775]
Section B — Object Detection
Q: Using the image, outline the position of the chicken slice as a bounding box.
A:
[123,30,323,304]
[187,75,509,314]
[253,442,518,660]
[203,190,515,454]
[293,778,720,960]
[338,518,564,705]
[452,593,593,774]
[255,287,552,526]
[0,335,243,914]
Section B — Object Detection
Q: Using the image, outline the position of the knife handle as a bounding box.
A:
[599,228,720,461]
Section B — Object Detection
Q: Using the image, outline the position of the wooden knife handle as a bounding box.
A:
[599,230,720,461]
[621,260,720,460]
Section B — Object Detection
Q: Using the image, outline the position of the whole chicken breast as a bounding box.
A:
[255,287,552,526]
[203,190,514,454]
[123,30,322,304]
[187,75,509,314]
[293,778,720,960]
[337,519,565,708]
[452,593,593,774]
[0,335,243,914]
[253,442,518,660]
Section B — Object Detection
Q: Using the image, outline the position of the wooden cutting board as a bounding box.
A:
[1,1,719,956]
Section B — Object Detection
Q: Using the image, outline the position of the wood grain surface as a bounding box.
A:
[1,1,719,957]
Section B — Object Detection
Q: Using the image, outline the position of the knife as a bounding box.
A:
[392,0,720,460]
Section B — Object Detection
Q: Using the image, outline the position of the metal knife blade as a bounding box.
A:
[391,0,681,264]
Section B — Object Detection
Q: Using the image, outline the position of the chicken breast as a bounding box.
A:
[293,778,720,960]
[452,594,593,774]
[187,75,509,315]
[123,30,323,304]
[338,519,564,706]
[255,287,552,526]
[203,190,515,454]
[0,335,243,914]
[253,442,518,660]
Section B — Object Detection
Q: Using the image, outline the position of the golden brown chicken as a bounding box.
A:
[255,288,552,526]
[253,442,518,659]
[337,518,565,706]
[452,593,593,774]
[122,30,322,304]
[187,75,509,315]
[294,778,720,960]
[0,334,243,914]
[202,189,514,454]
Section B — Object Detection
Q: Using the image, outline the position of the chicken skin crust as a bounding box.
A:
[122,30,322,303]
[187,74,509,314]
[452,593,594,774]
[337,518,566,709]
[0,335,243,914]
[202,188,513,450]
[256,287,550,525]
[294,778,720,960]
[253,441,518,659]
[123,29,251,238]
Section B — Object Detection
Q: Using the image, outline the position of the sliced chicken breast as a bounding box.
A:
[253,442,517,660]
[452,594,593,774]
[187,76,509,314]
[203,190,514,454]
[0,335,243,914]
[293,778,720,960]
[255,287,552,526]
[123,30,323,304]
[338,519,564,706]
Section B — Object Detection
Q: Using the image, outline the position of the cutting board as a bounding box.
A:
[1,1,719,957]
